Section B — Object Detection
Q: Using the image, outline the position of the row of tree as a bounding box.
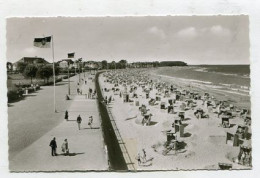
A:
[16,62,60,84]
[100,60,187,69]
[101,59,128,69]
[15,60,188,84]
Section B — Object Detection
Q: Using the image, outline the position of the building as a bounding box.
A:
[13,57,49,70]
[83,61,101,69]
[15,57,49,65]
[57,59,74,69]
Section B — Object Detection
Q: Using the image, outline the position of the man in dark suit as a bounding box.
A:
[49,137,57,156]
[77,115,82,130]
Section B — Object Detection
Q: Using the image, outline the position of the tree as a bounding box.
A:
[118,59,127,69]
[23,64,38,84]
[110,61,116,69]
[16,62,27,73]
[37,65,53,83]
[54,63,60,76]
[153,61,160,67]
[101,60,108,69]
[159,61,187,67]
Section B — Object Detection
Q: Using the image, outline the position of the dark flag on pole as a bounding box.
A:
[33,35,57,112]
[68,52,75,58]
[34,36,51,48]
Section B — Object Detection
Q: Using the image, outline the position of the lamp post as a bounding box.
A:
[67,62,70,95]
[78,58,82,83]
[78,61,80,83]
[84,66,85,78]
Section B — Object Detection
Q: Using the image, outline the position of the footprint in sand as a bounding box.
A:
[191,142,197,147]
[162,120,171,128]
[207,136,226,146]
[184,151,196,158]
[186,124,199,132]
[134,117,158,126]
[190,134,198,141]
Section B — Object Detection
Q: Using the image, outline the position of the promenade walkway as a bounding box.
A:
[9,73,108,171]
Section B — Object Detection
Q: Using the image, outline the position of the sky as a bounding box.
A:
[6,16,249,64]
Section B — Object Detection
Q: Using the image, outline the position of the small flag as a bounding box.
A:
[34,36,51,48]
[68,53,75,58]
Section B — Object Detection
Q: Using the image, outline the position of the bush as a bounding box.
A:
[56,78,62,83]
[8,90,20,102]
[27,87,34,93]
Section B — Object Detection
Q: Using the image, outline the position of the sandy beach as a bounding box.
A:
[98,68,251,170]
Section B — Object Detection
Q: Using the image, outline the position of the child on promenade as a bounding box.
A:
[88,116,93,129]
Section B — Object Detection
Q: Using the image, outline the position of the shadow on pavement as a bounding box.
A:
[25,94,37,97]
[8,103,14,107]
[57,152,85,156]
[83,127,100,130]
[55,82,69,86]
[8,93,37,104]
[125,116,137,121]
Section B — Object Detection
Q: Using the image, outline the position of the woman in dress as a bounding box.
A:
[61,139,69,156]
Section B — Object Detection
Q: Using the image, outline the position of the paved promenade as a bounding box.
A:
[9,73,108,171]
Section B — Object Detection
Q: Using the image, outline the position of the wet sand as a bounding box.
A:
[149,69,250,110]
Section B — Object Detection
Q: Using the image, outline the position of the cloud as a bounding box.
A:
[23,47,37,54]
[175,25,231,40]
[176,27,198,38]
[147,26,166,39]
[210,25,231,36]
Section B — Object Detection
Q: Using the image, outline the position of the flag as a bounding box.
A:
[68,53,75,58]
[34,36,51,48]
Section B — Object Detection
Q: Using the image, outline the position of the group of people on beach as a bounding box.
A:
[102,69,251,168]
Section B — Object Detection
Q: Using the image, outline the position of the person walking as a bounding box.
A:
[61,139,69,156]
[64,110,68,121]
[49,137,57,156]
[88,116,93,129]
[89,88,93,99]
[136,153,142,165]
[77,115,82,130]
[142,148,147,162]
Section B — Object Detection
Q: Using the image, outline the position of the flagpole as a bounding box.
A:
[68,62,70,95]
[74,57,76,75]
[78,60,80,83]
[51,35,57,113]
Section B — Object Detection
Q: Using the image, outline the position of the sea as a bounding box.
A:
[153,65,250,96]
